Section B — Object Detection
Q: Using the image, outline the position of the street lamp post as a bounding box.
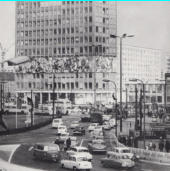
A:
[110,34,134,132]
[130,78,145,148]
[103,79,117,137]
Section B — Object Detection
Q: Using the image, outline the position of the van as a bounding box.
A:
[52,118,63,128]
[33,143,60,162]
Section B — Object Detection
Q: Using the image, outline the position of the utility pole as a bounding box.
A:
[31,90,33,127]
[135,85,138,130]
[139,88,143,136]
[52,72,55,119]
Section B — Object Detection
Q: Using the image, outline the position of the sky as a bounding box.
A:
[0,1,170,59]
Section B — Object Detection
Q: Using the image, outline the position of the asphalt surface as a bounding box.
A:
[0,114,170,171]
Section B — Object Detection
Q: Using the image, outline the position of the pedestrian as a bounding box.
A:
[0,109,8,131]
[159,140,164,152]
[165,140,170,153]
[152,143,156,151]
[149,141,153,150]
[66,137,71,151]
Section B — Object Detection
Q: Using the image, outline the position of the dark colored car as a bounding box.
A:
[33,143,60,162]
[73,126,85,136]
[81,115,91,122]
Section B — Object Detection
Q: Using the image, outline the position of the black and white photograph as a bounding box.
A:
[0,1,170,171]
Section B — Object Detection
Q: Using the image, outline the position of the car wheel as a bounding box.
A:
[73,166,77,171]
[61,164,64,168]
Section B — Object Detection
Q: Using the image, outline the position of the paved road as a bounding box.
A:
[0,115,169,171]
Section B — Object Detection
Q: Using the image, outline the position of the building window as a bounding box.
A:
[75,82,78,89]
[85,82,88,89]
[89,72,92,78]
[89,82,92,89]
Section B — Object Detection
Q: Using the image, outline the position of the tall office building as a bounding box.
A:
[14,1,117,106]
[15,1,117,58]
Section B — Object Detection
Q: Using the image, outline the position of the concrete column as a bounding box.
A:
[40,93,42,104]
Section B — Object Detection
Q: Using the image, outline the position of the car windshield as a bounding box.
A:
[77,157,88,161]
[54,120,59,123]
[78,149,89,152]
[121,155,130,159]
[122,149,130,153]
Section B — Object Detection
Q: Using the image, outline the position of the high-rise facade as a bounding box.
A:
[15,1,116,58]
[14,1,117,106]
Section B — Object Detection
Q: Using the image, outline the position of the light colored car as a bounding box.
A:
[70,121,80,129]
[88,123,99,132]
[52,119,63,128]
[109,118,116,128]
[88,139,106,154]
[103,114,112,121]
[103,122,112,130]
[33,143,60,162]
[110,147,135,160]
[60,155,92,171]
[101,152,135,168]
[55,132,70,144]
[66,146,92,161]
[56,125,67,134]
[152,115,158,122]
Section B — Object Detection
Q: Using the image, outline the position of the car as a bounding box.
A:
[70,121,80,129]
[73,126,85,136]
[109,147,135,160]
[93,125,104,133]
[88,139,107,154]
[101,152,135,168]
[103,121,112,130]
[56,125,67,134]
[33,143,60,162]
[52,118,63,128]
[102,114,112,121]
[54,132,70,144]
[60,154,92,171]
[109,118,116,128]
[88,123,99,132]
[152,114,158,122]
[66,146,92,161]
[81,114,91,122]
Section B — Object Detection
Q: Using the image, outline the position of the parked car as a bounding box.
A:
[110,147,135,160]
[66,146,92,161]
[81,114,91,122]
[152,114,158,122]
[52,118,63,128]
[88,139,106,154]
[56,125,67,134]
[33,143,60,162]
[88,123,99,132]
[60,154,92,171]
[70,121,80,129]
[73,126,85,136]
[101,151,135,168]
[109,118,116,128]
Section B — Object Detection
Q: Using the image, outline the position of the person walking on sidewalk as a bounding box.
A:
[165,140,170,153]
[152,143,156,151]
[159,138,164,152]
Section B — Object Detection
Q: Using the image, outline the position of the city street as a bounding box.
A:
[0,115,169,171]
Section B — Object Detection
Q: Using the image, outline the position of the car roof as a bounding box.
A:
[73,146,88,150]
[35,143,59,147]
[114,147,129,150]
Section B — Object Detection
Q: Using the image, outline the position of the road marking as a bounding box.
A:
[8,144,20,163]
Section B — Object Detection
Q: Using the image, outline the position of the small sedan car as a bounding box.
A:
[73,126,85,136]
[88,139,106,154]
[88,123,99,132]
[66,146,92,161]
[60,155,92,171]
[56,125,67,134]
[54,132,69,144]
[70,121,80,129]
[103,122,112,130]
[33,143,60,162]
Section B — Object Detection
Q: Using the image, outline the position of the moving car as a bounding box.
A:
[73,126,85,136]
[102,122,112,130]
[88,123,99,132]
[56,125,67,134]
[60,154,92,171]
[66,146,92,161]
[52,118,63,128]
[110,147,135,160]
[88,139,106,154]
[81,114,91,122]
[101,152,135,168]
[33,143,60,162]
[54,132,69,144]
[70,121,80,129]
[102,114,112,121]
